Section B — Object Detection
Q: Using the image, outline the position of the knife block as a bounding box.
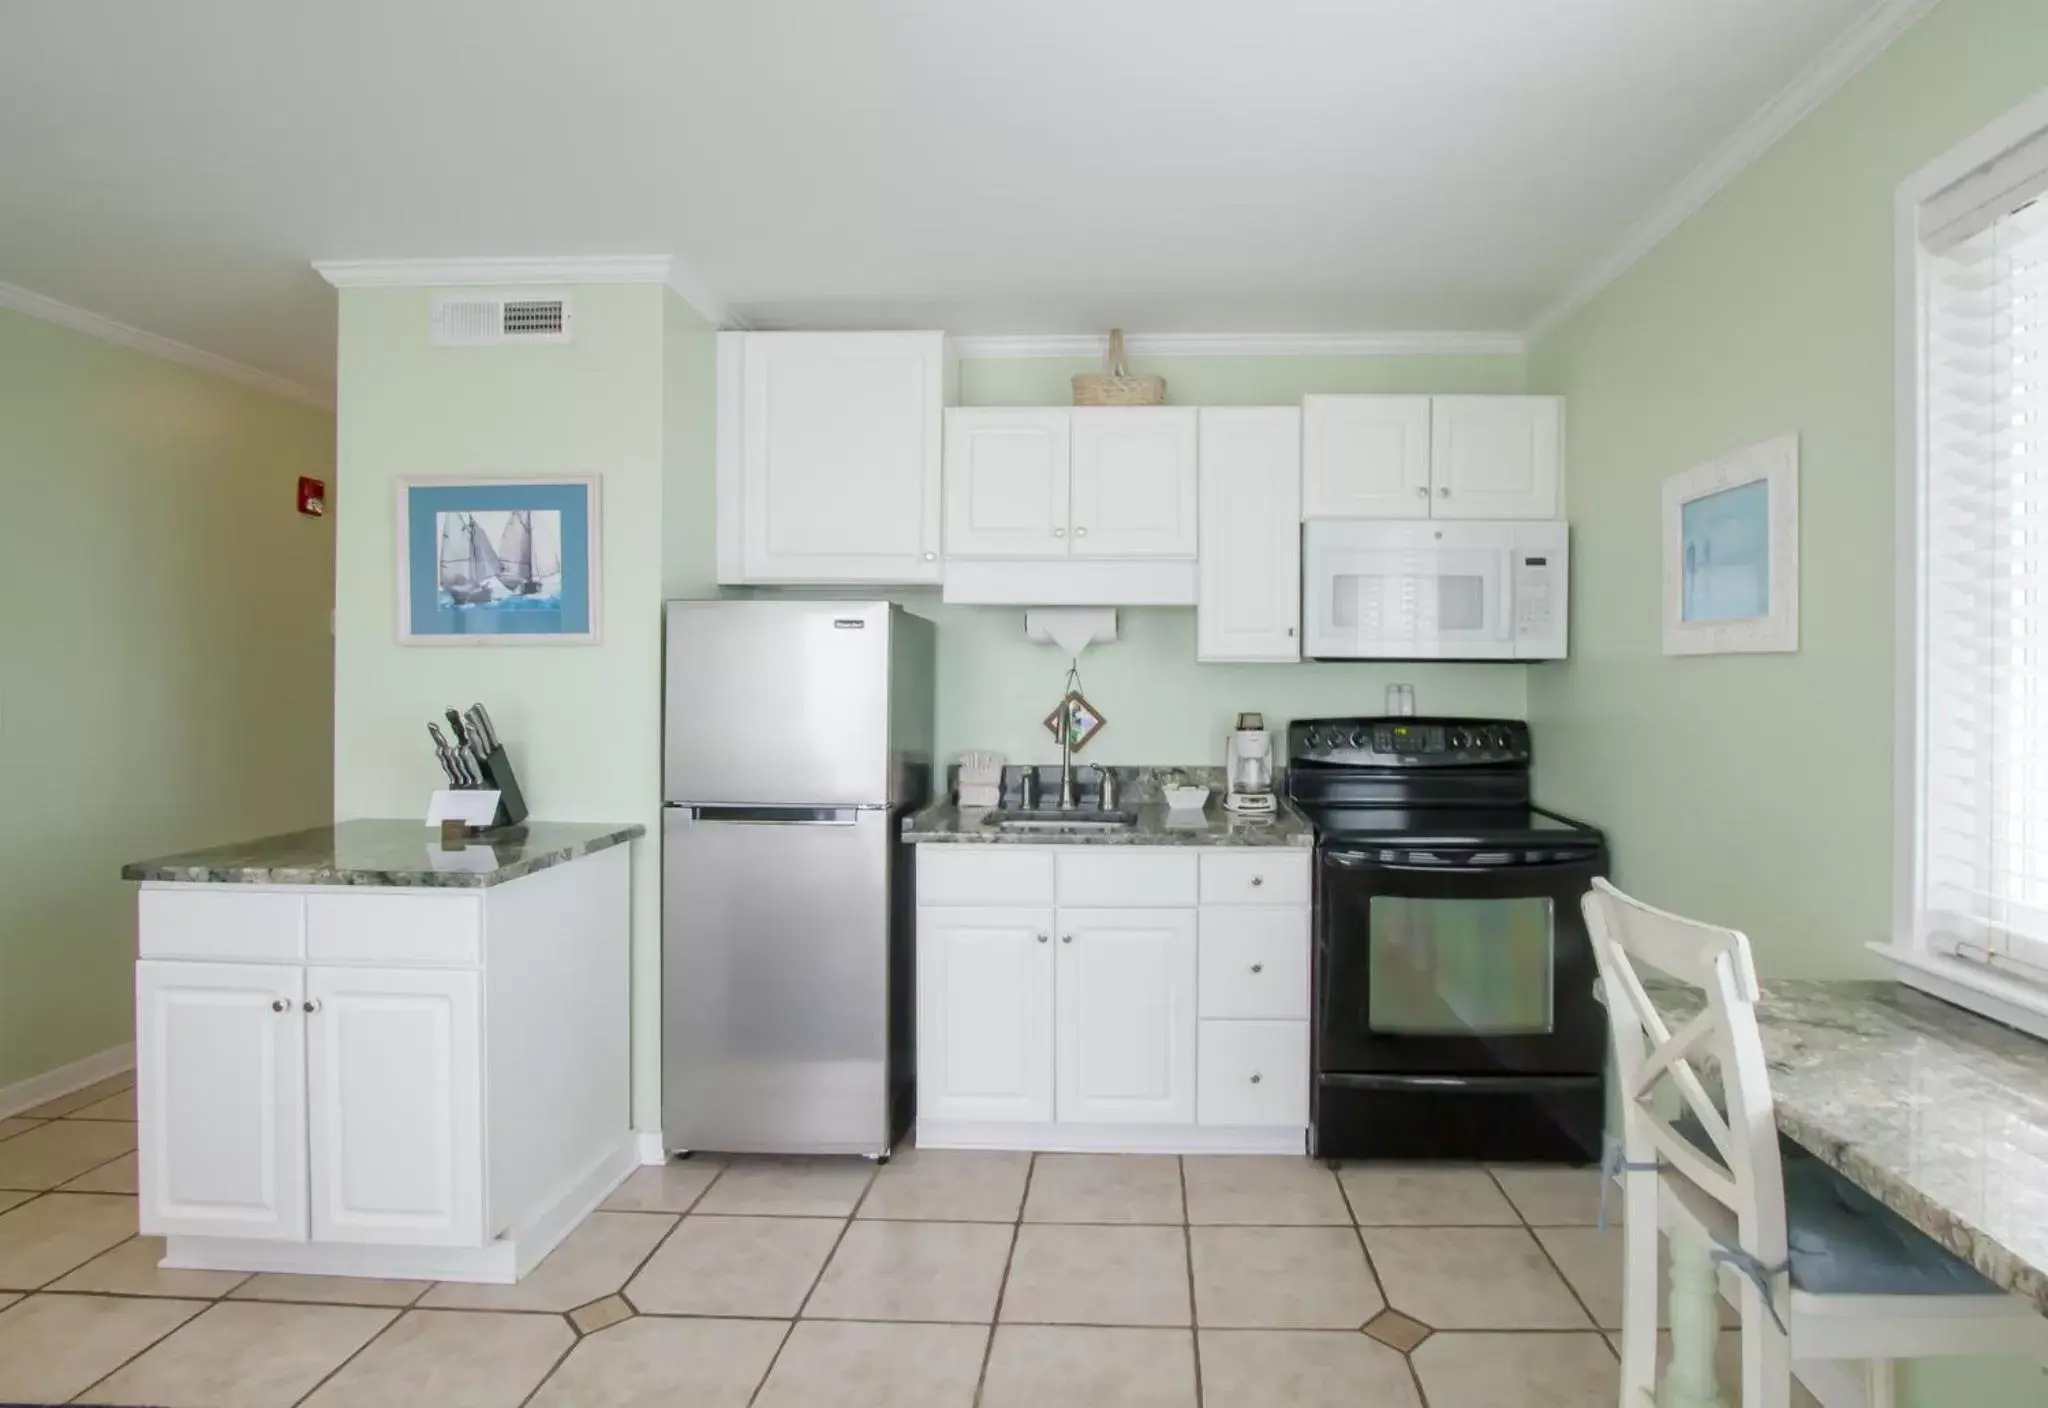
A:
[474,745,529,829]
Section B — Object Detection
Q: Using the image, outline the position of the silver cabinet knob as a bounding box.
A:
[923,552,936,561]
[1075,526,1088,537]
[1414,485,1428,497]
[303,999,322,1014]
[270,999,289,1013]
[1250,1073,1263,1084]
[1287,627,1295,637]
[1037,933,1049,944]
[1061,934,1073,944]
[1053,527,1066,538]
[1250,963,1264,974]
[1439,486,1451,497]
[1250,876,1264,887]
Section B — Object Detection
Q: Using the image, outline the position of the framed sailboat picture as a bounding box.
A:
[395,476,600,644]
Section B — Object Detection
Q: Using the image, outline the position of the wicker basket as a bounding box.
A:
[1071,328,1166,406]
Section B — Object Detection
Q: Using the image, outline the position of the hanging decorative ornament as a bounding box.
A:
[1043,660,1107,752]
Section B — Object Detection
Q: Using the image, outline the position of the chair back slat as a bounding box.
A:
[1583,878,1790,1271]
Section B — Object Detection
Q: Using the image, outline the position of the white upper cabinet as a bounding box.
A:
[1068,408,1199,558]
[943,410,1072,558]
[1198,408,1301,662]
[1302,395,1431,518]
[1429,396,1562,519]
[1302,394,1562,520]
[719,331,950,584]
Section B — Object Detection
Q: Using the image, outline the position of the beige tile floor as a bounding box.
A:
[0,1082,1820,1406]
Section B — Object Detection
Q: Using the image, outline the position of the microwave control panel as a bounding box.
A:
[1514,553,1556,639]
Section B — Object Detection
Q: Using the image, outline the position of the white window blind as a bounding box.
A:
[1919,129,2048,986]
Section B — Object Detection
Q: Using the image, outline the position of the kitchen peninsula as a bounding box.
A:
[121,819,641,1283]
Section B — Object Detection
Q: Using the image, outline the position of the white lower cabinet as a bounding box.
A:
[1197,1020,1311,1128]
[306,966,483,1247]
[1056,909,1197,1125]
[915,845,1309,1151]
[137,960,307,1242]
[917,908,1055,1125]
[132,846,632,1282]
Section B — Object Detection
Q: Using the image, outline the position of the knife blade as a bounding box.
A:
[428,726,460,786]
[444,708,470,748]
[468,703,500,753]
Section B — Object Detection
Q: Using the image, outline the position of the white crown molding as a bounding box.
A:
[0,280,332,409]
[948,330,1526,359]
[312,255,674,289]
[663,253,736,329]
[1525,0,1941,342]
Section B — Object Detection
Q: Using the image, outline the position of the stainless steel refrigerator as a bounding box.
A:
[662,599,935,1158]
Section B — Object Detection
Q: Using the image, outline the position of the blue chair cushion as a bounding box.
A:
[1670,1115,2000,1297]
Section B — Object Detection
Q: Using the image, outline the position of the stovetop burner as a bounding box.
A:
[1301,805,1600,850]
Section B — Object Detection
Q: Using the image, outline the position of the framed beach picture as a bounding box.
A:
[1662,435,1797,656]
[396,476,600,644]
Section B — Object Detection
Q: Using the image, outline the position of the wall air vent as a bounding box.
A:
[428,291,574,347]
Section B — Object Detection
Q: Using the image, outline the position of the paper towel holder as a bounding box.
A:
[1024,608,1119,655]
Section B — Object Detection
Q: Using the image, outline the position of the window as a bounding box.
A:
[1897,94,2048,1031]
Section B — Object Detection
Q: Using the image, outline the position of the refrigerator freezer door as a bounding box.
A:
[662,805,891,1155]
[665,600,894,806]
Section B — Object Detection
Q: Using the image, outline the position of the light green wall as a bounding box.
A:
[1527,0,2048,1400]
[663,352,1535,766]
[333,284,672,1127]
[0,307,334,1092]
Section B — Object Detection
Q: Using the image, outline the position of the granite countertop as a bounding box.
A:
[1653,979,2048,1313]
[902,798,1314,847]
[122,819,645,889]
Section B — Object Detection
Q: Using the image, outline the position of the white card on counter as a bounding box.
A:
[426,790,500,827]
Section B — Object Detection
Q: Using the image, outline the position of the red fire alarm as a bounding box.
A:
[297,477,326,517]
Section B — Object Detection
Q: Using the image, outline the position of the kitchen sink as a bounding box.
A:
[981,807,1140,833]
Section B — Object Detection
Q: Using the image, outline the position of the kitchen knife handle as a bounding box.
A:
[444,708,469,746]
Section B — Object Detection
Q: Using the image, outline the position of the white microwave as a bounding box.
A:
[1302,519,1568,660]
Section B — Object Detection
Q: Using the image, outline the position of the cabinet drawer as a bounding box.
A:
[1198,908,1310,1019]
[1056,849,1197,907]
[1198,1021,1310,1128]
[306,894,481,966]
[1199,851,1310,906]
[139,889,304,962]
[917,847,1054,907]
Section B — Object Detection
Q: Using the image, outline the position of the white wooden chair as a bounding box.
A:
[1583,877,2046,1408]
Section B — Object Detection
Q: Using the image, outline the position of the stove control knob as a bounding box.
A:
[1449,729,1466,749]
[1349,728,1370,749]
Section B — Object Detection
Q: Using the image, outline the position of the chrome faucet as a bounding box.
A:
[1058,696,1078,810]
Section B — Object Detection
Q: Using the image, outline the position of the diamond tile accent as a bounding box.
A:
[568,1293,634,1335]
[1363,1307,1433,1352]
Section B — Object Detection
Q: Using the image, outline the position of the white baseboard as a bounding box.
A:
[635,1129,668,1165]
[916,1120,1306,1155]
[0,1043,135,1119]
[161,1130,640,1285]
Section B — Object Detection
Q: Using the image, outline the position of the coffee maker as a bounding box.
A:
[1224,712,1276,814]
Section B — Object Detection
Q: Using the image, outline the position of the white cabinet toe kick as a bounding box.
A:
[134,846,635,1283]
[914,844,1312,1154]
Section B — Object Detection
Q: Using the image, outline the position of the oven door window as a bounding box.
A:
[1365,896,1555,1036]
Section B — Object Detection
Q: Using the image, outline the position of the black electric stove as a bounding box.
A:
[1289,717,1608,1163]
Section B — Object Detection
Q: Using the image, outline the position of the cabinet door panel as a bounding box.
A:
[1429,396,1561,519]
[917,908,1056,1124]
[1055,908,1197,1124]
[1198,407,1301,661]
[137,960,306,1241]
[306,966,483,1246]
[944,409,1071,558]
[740,332,944,581]
[1302,396,1431,518]
[1069,408,1198,557]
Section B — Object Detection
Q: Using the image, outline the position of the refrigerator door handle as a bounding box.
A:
[676,804,861,826]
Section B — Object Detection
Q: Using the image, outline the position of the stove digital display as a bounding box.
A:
[1379,725,1446,754]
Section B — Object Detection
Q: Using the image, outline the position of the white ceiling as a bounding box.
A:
[0,0,1886,397]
